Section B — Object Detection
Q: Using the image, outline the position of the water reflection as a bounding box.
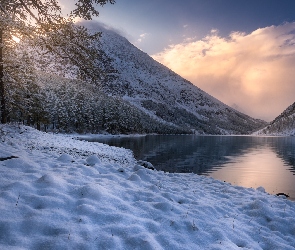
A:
[268,136,295,174]
[209,147,295,199]
[82,135,295,200]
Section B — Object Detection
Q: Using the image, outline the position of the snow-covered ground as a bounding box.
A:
[0,124,295,249]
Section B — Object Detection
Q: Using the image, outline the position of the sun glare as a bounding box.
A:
[12,35,20,43]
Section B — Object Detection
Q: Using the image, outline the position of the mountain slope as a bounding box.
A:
[31,73,190,134]
[94,24,266,135]
[255,102,295,136]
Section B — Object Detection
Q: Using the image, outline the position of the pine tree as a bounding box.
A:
[0,0,115,123]
[0,28,5,123]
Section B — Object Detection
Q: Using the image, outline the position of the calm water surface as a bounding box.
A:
[83,135,295,200]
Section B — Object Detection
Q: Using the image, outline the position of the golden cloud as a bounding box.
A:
[152,23,295,121]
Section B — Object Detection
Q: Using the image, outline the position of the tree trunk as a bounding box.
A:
[0,28,6,123]
[36,114,40,130]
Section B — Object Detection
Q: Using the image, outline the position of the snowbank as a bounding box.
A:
[0,124,294,249]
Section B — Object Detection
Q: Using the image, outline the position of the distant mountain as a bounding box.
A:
[92,24,266,134]
[255,102,295,136]
[18,22,266,135]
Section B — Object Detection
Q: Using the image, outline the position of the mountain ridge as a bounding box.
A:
[10,22,266,135]
[255,102,295,136]
[89,22,266,134]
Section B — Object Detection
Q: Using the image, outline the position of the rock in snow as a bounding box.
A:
[86,155,101,166]
[57,154,75,163]
[0,124,294,249]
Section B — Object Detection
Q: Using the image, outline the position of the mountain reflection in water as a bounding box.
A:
[82,135,295,200]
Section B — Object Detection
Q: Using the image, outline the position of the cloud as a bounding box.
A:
[137,33,148,43]
[78,20,129,37]
[152,23,295,121]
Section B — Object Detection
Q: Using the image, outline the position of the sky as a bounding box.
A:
[60,0,295,121]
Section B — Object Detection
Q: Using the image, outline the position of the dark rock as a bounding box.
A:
[0,156,18,161]
[276,193,290,198]
[137,160,155,170]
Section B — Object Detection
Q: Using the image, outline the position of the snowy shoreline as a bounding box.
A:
[0,124,295,249]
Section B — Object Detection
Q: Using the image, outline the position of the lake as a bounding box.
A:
[81,135,295,200]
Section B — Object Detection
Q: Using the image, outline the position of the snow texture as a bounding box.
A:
[0,124,294,249]
[83,22,267,135]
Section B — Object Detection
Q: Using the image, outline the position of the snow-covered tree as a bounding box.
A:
[0,0,115,123]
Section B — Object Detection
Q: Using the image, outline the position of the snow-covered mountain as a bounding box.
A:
[255,102,295,136]
[94,24,266,134]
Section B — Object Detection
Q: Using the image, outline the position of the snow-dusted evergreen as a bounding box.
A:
[2,18,267,134]
[87,23,267,135]
[4,34,267,135]
[25,73,187,134]
[255,102,295,136]
[0,0,114,123]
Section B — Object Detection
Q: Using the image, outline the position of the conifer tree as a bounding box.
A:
[0,0,115,123]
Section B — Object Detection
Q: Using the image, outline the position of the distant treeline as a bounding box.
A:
[8,72,191,135]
